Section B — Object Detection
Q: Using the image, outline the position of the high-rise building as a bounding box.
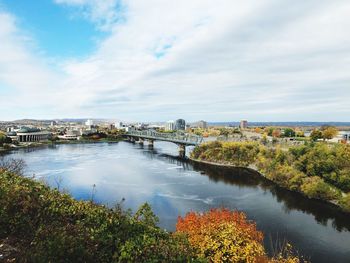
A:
[175,119,186,131]
[165,120,175,131]
[115,122,123,129]
[197,120,207,129]
[240,120,248,129]
[85,119,94,126]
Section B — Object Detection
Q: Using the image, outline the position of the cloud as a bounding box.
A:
[0,11,63,119]
[54,0,125,31]
[1,0,350,121]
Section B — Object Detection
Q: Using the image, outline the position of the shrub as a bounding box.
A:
[191,141,260,167]
[176,208,265,263]
[300,177,341,201]
[339,195,350,213]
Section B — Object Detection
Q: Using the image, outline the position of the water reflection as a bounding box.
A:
[191,161,350,232]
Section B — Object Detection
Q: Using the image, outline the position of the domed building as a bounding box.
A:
[14,127,51,142]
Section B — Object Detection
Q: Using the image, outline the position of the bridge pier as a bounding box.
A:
[178,144,186,158]
[148,139,154,147]
[139,138,144,145]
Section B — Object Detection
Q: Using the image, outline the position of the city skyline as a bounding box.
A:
[1,0,350,121]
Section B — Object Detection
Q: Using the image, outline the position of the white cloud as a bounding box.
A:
[1,0,350,121]
[54,0,123,31]
[0,12,63,120]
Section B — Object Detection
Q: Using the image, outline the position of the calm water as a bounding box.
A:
[5,142,350,263]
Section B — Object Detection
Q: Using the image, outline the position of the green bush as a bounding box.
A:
[191,141,259,167]
[300,177,341,201]
[339,195,350,212]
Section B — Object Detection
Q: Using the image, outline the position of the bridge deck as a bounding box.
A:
[125,130,203,146]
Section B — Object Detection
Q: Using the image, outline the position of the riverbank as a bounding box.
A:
[190,157,344,210]
[190,141,350,214]
[0,137,123,154]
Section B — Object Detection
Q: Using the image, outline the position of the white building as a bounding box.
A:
[85,119,94,126]
[115,122,123,129]
[58,129,81,140]
[165,120,175,131]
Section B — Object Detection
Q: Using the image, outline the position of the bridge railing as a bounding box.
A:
[125,130,203,145]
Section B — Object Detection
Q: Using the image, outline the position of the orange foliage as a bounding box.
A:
[176,208,265,262]
[177,208,263,243]
[272,129,281,138]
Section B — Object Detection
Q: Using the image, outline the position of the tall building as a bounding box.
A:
[196,120,207,129]
[85,119,94,126]
[165,120,175,131]
[240,120,248,129]
[115,122,123,129]
[175,119,186,131]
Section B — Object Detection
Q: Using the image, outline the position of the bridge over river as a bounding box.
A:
[124,130,203,157]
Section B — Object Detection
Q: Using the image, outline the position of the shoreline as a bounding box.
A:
[189,157,348,214]
[0,137,123,155]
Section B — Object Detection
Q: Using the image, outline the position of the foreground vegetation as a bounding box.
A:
[0,168,196,262]
[0,161,305,262]
[191,141,350,212]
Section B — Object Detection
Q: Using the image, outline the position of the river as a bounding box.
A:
[4,141,350,262]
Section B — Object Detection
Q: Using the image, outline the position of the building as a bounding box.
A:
[58,129,81,140]
[175,119,186,131]
[165,120,175,131]
[198,120,207,129]
[85,119,94,126]
[6,131,18,141]
[15,127,50,142]
[240,120,248,130]
[192,120,207,129]
[115,122,123,129]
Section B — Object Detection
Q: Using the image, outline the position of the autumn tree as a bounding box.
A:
[322,126,338,140]
[272,129,281,138]
[310,129,323,141]
[283,128,295,138]
[176,208,266,262]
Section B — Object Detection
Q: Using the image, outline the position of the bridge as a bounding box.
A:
[124,130,203,157]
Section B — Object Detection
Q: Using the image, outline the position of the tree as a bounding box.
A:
[0,157,26,175]
[219,128,229,137]
[283,128,296,138]
[176,209,265,262]
[254,127,262,134]
[265,127,274,136]
[0,133,6,146]
[322,126,338,140]
[272,129,281,138]
[310,129,323,141]
[296,130,305,137]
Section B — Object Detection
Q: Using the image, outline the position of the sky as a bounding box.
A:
[0,0,349,122]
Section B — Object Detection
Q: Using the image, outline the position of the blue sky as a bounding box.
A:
[0,0,349,122]
[1,0,106,58]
